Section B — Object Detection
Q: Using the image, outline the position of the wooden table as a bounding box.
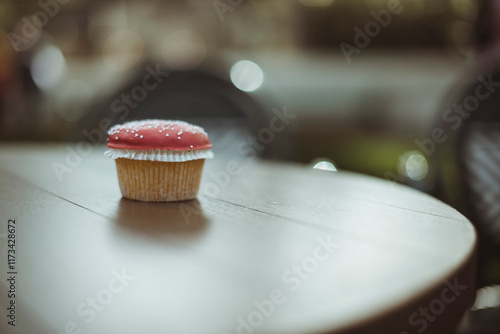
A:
[0,143,476,334]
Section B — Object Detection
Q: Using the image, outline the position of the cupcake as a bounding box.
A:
[105,119,213,202]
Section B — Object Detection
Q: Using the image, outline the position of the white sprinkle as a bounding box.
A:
[115,137,118,140]
[159,130,162,132]
[140,135,143,138]
[178,136,181,139]
[190,145,193,148]
[126,130,129,132]
[135,134,138,137]
[131,131,134,133]
[148,126,152,128]
[166,134,169,137]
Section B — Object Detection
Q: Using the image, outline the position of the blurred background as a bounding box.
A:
[2,0,500,328]
[0,0,483,164]
[0,0,486,181]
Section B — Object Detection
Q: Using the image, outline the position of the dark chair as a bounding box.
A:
[433,2,500,331]
[431,49,500,334]
[77,63,296,161]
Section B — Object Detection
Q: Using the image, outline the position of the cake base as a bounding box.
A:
[115,158,205,202]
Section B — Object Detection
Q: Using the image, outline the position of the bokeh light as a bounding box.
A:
[312,160,338,172]
[31,44,66,90]
[397,151,428,181]
[472,285,500,310]
[230,60,264,92]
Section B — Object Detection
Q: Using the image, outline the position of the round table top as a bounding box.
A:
[0,144,476,334]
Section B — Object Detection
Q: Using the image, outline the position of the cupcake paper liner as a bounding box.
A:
[105,148,214,162]
[115,158,205,202]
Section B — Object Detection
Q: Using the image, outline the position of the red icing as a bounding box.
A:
[106,120,212,151]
